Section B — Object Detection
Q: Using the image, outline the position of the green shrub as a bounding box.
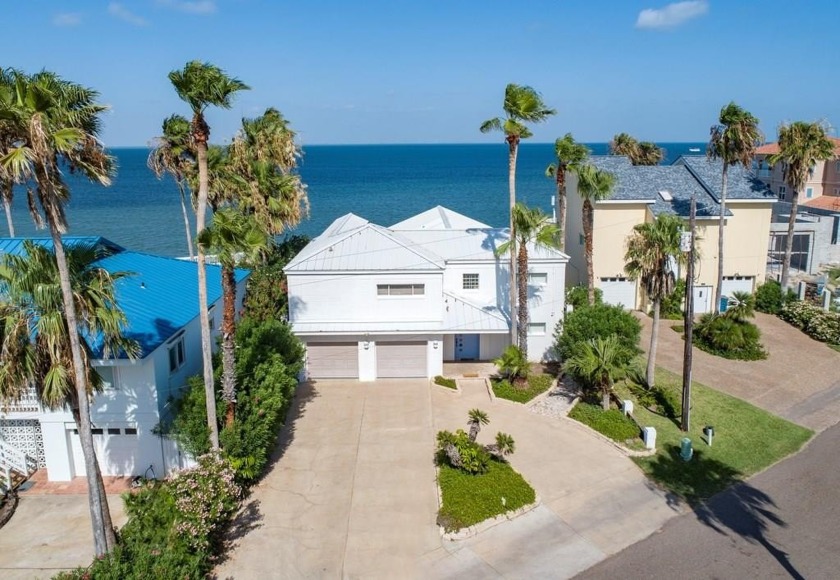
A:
[493,345,529,382]
[755,280,795,315]
[242,235,310,322]
[436,429,490,474]
[434,375,457,389]
[658,279,686,320]
[554,303,641,364]
[568,402,640,442]
[780,300,840,344]
[566,285,602,309]
[695,313,767,361]
[626,382,681,420]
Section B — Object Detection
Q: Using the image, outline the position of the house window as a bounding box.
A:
[208,306,216,331]
[836,161,840,173]
[97,367,116,390]
[462,273,479,290]
[168,336,186,373]
[377,284,425,296]
[107,428,121,435]
[527,323,547,336]
[124,427,138,435]
[528,272,548,286]
[579,233,584,246]
[778,185,786,200]
[806,187,813,198]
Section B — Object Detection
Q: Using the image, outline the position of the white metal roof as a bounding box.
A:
[391,206,490,230]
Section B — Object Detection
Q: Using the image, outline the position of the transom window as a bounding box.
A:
[377,283,425,296]
[168,335,186,373]
[527,322,547,336]
[462,273,479,290]
[528,272,548,285]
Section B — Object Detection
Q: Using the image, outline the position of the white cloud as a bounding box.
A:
[52,12,82,27]
[107,3,148,26]
[636,1,708,29]
[157,0,217,15]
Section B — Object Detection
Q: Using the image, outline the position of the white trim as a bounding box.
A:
[596,199,656,205]
[726,199,777,204]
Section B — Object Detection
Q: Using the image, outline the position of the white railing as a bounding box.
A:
[0,436,31,493]
[1,387,41,414]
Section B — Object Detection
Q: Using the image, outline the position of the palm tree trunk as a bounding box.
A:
[221,264,237,428]
[508,139,518,346]
[602,385,611,411]
[583,200,595,305]
[780,191,799,290]
[647,298,660,388]
[714,166,728,314]
[2,184,14,237]
[195,137,220,451]
[47,221,114,556]
[556,169,566,250]
[177,181,194,259]
[517,243,529,358]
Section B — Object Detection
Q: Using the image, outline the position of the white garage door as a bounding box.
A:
[721,276,755,297]
[599,277,637,309]
[376,341,427,378]
[307,342,359,379]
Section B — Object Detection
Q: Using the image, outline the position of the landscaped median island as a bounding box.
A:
[435,410,536,534]
[490,345,555,403]
[617,368,813,505]
[434,375,458,390]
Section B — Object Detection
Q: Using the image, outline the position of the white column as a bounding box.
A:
[40,420,74,481]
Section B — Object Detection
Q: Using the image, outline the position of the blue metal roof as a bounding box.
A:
[0,236,125,256]
[0,237,250,359]
[587,155,774,219]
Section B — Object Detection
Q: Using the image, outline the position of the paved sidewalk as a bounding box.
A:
[639,312,840,431]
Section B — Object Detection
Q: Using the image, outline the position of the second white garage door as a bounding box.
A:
[721,276,755,297]
[376,341,427,378]
[599,277,637,309]
[307,342,359,379]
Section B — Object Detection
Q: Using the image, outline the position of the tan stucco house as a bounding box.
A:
[564,155,776,313]
[754,138,840,205]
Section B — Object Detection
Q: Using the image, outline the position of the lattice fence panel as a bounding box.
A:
[0,419,46,468]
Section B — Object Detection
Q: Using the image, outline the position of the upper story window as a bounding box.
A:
[462,273,479,290]
[527,322,547,336]
[97,367,116,390]
[168,334,186,374]
[806,187,814,198]
[835,160,840,173]
[528,272,548,286]
[377,283,425,296]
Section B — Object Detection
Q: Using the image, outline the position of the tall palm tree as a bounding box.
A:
[546,134,589,249]
[609,133,639,157]
[609,133,663,165]
[624,215,685,388]
[575,165,617,305]
[0,69,119,556]
[0,68,18,236]
[197,207,270,427]
[495,203,561,358]
[769,121,835,290]
[636,141,664,166]
[564,335,629,410]
[148,114,195,258]
[481,84,555,343]
[708,102,763,312]
[168,61,249,450]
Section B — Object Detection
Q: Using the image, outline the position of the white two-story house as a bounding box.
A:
[285,206,568,380]
[0,237,248,483]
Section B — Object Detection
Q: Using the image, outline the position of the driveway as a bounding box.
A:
[0,494,126,579]
[217,378,676,579]
[639,312,840,431]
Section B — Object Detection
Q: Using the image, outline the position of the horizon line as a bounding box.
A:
[107,140,709,149]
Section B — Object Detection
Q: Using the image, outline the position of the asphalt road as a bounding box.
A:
[577,422,840,580]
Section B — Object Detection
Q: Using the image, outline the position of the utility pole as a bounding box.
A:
[681,195,696,433]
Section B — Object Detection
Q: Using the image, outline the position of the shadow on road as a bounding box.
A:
[646,447,802,580]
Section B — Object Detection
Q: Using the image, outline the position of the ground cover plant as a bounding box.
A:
[491,373,553,403]
[616,368,812,505]
[779,300,840,345]
[435,410,533,531]
[568,401,640,444]
[434,375,457,389]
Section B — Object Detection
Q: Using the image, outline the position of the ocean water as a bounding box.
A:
[6,142,706,257]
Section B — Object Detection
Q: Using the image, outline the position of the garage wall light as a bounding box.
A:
[363,341,370,350]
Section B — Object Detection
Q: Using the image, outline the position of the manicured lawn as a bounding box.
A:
[829,344,840,353]
[437,460,536,532]
[568,402,642,445]
[434,375,457,389]
[616,367,813,505]
[491,374,553,403]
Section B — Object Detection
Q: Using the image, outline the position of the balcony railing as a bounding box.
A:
[1,388,41,414]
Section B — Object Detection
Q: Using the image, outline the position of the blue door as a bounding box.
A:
[455,334,480,360]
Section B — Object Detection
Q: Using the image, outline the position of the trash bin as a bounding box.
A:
[680,437,693,461]
[719,296,729,313]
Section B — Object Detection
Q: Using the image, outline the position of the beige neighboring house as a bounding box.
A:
[754,138,840,205]
[564,155,775,314]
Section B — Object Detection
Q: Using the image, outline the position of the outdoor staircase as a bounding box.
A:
[0,435,35,495]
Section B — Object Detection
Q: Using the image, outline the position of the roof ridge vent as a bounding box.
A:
[659,190,673,201]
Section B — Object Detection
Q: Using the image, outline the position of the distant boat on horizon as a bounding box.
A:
[688,147,701,152]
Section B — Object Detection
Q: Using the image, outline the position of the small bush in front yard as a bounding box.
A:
[437,461,535,532]
[566,284,602,309]
[694,313,767,361]
[554,303,641,365]
[779,300,840,344]
[491,373,553,403]
[434,375,457,389]
[568,402,640,443]
[755,280,796,315]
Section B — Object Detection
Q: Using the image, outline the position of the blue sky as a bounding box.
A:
[6,1,839,146]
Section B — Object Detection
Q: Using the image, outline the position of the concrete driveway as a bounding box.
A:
[639,312,840,431]
[217,378,676,579]
[0,494,126,579]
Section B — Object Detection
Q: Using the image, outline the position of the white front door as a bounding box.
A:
[693,285,713,314]
[599,277,637,309]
